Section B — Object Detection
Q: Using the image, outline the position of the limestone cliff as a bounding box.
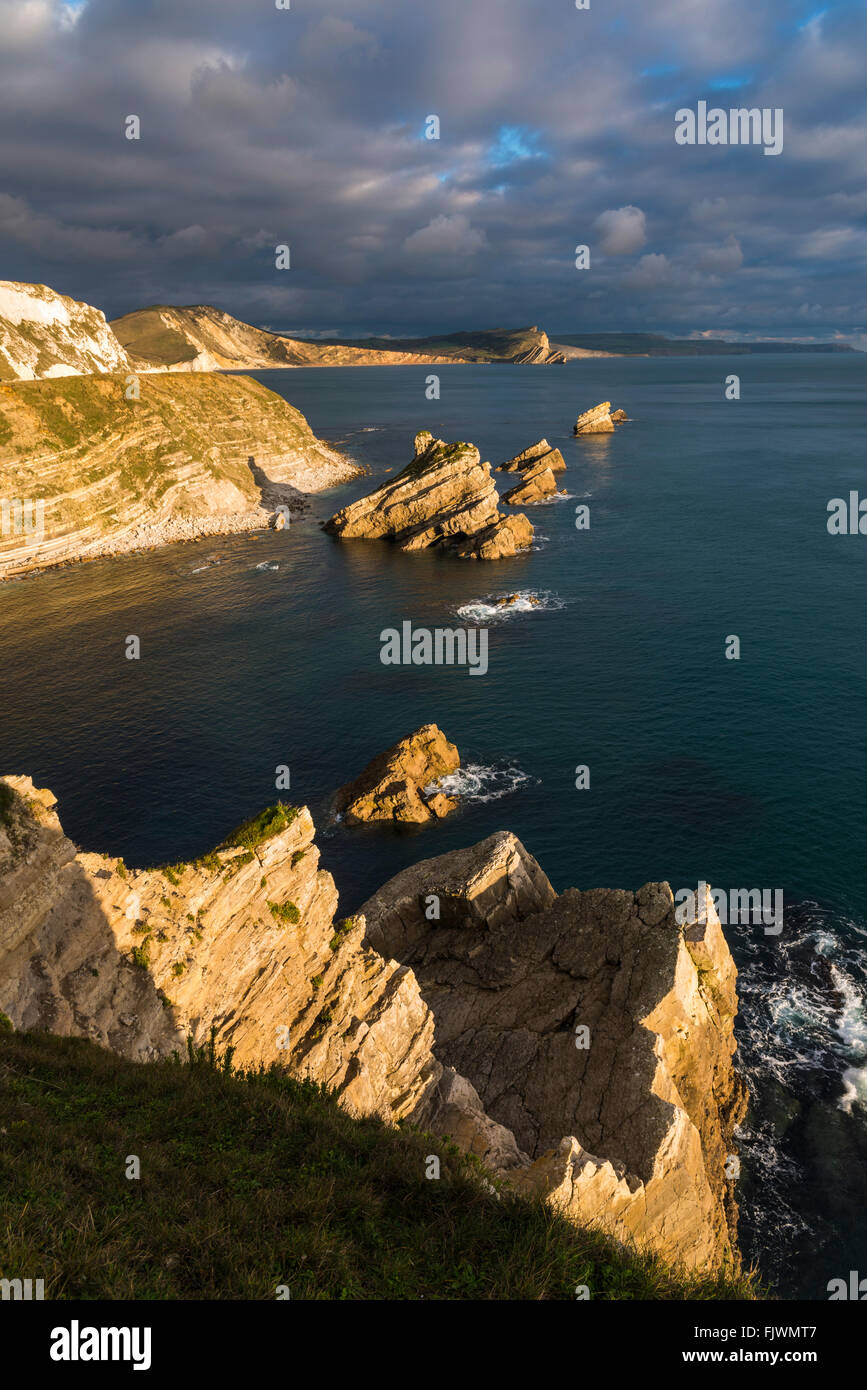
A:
[360,833,747,1270]
[324,430,534,561]
[112,312,578,372]
[0,371,357,579]
[0,281,131,382]
[0,777,745,1271]
[111,304,458,373]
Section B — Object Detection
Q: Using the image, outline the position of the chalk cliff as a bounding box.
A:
[0,776,745,1272]
[0,281,131,382]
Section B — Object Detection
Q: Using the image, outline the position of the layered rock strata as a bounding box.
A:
[0,776,745,1271]
[573,402,629,435]
[324,431,534,561]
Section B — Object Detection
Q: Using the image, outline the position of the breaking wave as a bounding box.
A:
[455,589,565,623]
[425,761,537,804]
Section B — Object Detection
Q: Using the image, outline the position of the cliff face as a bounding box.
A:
[0,282,131,382]
[111,305,457,372]
[0,777,745,1271]
[0,371,357,579]
[360,833,747,1270]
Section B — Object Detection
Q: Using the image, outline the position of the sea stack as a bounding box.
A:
[324,431,534,560]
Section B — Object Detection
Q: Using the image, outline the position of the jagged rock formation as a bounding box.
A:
[324,431,534,561]
[497,439,567,505]
[0,282,131,382]
[502,462,563,505]
[573,402,628,435]
[334,724,460,824]
[0,777,745,1271]
[361,833,747,1271]
[497,439,566,474]
[0,372,357,580]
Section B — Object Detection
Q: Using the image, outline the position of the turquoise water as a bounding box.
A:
[1,356,865,1295]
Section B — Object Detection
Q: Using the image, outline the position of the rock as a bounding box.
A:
[361,839,747,1271]
[270,510,286,531]
[323,433,534,561]
[611,409,629,422]
[573,401,625,435]
[334,724,461,825]
[502,460,559,505]
[496,593,539,608]
[451,511,535,560]
[0,776,747,1273]
[497,439,566,474]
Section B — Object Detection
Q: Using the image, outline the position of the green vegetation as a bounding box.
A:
[329,917,356,952]
[220,803,299,854]
[130,943,151,969]
[0,781,15,828]
[291,849,307,867]
[171,962,185,978]
[0,1029,760,1300]
[268,900,300,926]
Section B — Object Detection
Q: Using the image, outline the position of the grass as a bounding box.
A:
[0,1029,760,1301]
[219,803,299,854]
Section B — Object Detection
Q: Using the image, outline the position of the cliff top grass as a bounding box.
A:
[0,1028,760,1301]
[218,801,300,852]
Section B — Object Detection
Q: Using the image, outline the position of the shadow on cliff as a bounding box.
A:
[0,807,187,1063]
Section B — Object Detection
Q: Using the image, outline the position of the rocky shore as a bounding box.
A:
[0,775,746,1272]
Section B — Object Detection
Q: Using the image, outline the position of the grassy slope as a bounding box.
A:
[0,1028,759,1301]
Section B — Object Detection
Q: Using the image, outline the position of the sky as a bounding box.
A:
[0,0,865,343]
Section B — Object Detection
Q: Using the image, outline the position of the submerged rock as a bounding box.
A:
[334,724,461,824]
[323,431,534,561]
[573,401,628,435]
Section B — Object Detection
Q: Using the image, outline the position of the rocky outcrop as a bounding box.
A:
[0,372,357,580]
[503,461,563,505]
[334,724,460,824]
[324,432,534,561]
[573,402,628,435]
[497,439,566,474]
[0,777,745,1271]
[497,439,566,506]
[0,776,439,1121]
[361,833,747,1270]
[0,282,131,382]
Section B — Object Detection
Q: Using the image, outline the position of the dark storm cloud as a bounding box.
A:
[0,0,864,341]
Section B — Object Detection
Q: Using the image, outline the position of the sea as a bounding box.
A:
[1,354,865,1297]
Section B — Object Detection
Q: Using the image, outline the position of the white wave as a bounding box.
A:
[253,560,280,572]
[455,589,565,624]
[425,761,536,804]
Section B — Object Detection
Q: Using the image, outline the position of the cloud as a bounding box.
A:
[594,206,647,256]
[0,0,861,338]
[697,235,744,273]
[403,214,488,261]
